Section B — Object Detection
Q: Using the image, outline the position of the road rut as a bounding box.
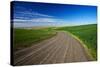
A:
[13,31,92,66]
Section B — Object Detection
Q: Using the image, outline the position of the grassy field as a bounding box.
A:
[56,24,97,60]
[13,24,97,59]
[13,28,56,51]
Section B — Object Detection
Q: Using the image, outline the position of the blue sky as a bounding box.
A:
[12,1,97,27]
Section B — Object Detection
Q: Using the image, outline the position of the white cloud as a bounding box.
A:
[16,11,54,19]
[31,12,54,18]
[31,18,56,22]
[13,18,58,23]
[13,11,66,26]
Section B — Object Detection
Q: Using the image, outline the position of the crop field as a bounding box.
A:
[13,24,97,60]
[13,28,56,51]
[56,24,97,59]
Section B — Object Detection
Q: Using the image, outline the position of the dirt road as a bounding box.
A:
[13,31,92,66]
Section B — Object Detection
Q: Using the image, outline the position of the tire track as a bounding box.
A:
[14,35,58,65]
[14,31,92,66]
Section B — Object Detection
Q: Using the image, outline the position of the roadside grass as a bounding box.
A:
[13,28,56,51]
[56,24,97,60]
[13,24,97,60]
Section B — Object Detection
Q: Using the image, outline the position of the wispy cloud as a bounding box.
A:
[14,11,54,20]
[13,18,63,23]
[30,12,54,18]
[13,11,64,23]
[13,10,66,27]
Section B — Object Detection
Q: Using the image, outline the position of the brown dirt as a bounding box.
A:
[13,31,93,66]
